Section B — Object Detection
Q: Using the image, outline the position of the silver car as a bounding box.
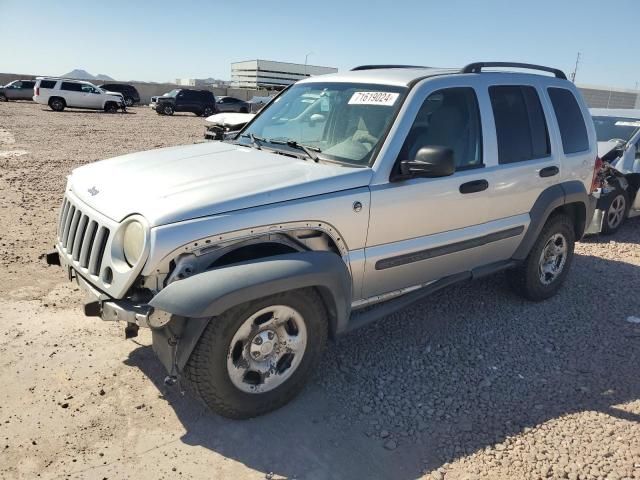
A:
[46,62,598,418]
[0,79,36,101]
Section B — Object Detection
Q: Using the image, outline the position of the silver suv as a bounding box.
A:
[46,62,598,418]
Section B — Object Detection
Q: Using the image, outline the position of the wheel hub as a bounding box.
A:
[250,330,279,361]
[538,233,568,285]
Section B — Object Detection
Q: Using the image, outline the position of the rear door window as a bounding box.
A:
[547,88,589,154]
[489,85,550,164]
[61,82,83,92]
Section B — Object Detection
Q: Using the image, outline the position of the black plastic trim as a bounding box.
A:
[375,226,525,270]
[351,65,429,71]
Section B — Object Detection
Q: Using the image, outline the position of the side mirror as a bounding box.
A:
[399,146,455,178]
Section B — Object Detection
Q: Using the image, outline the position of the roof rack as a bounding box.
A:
[351,64,429,71]
[461,62,567,80]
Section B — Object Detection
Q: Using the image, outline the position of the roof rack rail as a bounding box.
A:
[351,64,429,71]
[461,62,567,80]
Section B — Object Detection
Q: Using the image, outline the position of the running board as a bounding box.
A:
[344,260,517,333]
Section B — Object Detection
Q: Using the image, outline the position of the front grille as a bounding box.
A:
[57,196,111,276]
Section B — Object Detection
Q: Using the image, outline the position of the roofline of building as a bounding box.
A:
[231,59,338,70]
[577,83,640,94]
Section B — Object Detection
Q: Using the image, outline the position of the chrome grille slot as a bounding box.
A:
[58,199,70,241]
[79,220,98,268]
[66,210,82,252]
[71,215,89,261]
[61,206,75,246]
[89,226,110,275]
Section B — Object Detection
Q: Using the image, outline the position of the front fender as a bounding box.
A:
[149,251,352,333]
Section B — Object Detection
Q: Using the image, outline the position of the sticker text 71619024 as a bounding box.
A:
[348,91,399,106]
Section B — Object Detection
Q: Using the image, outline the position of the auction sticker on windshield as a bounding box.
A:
[349,91,399,106]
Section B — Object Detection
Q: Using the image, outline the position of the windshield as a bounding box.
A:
[593,116,640,143]
[237,82,406,165]
[165,89,179,97]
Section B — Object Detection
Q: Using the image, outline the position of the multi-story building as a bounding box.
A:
[230,59,338,89]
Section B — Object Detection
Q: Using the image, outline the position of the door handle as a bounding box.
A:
[539,166,559,178]
[459,179,489,194]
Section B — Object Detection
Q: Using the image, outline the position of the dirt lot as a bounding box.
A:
[0,101,639,480]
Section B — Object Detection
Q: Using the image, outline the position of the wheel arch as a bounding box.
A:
[513,181,593,261]
[149,251,352,372]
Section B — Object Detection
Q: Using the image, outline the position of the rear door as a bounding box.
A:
[481,78,560,235]
[60,81,84,107]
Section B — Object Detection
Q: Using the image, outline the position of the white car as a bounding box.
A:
[33,77,125,112]
[204,112,255,140]
[587,109,640,234]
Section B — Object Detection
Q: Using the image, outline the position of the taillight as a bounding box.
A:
[35,87,39,96]
[590,156,603,193]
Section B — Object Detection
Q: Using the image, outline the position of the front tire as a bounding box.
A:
[601,188,629,235]
[104,102,118,113]
[0,94,7,102]
[184,289,328,419]
[162,104,174,115]
[507,214,575,301]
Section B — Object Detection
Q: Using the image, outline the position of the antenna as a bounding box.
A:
[570,52,581,83]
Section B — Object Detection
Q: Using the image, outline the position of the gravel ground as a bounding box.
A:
[0,101,639,480]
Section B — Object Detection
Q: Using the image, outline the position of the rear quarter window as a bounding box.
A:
[61,82,82,92]
[40,80,57,89]
[547,88,589,154]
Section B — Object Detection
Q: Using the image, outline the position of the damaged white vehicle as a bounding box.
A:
[204,112,255,141]
[46,63,598,418]
[589,109,640,234]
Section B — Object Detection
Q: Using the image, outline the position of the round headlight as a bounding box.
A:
[123,221,145,266]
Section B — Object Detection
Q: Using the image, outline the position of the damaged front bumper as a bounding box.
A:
[45,250,170,330]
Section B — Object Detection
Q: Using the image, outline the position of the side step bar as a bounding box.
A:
[345,260,517,333]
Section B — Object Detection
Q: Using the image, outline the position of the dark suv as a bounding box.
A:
[153,89,216,116]
[99,83,140,107]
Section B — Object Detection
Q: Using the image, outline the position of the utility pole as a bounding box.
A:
[304,52,313,77]
[570,52,581,83]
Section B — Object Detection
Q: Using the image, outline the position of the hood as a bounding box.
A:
[104,90,123,98]
[205,112,255,127]
[69,142,372,226]
[597,140,623,158]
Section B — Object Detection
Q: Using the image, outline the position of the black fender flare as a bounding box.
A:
[513,180,593,260]
[149,251,352,372]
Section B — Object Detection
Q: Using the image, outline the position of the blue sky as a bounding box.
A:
[1,0,638,89]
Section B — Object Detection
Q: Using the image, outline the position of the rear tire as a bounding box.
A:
[48,97,65,111]
[601,187,629,235]
[202,106,214,117]
[124,96,134,107]
[507,214,575,301]
[0,94,7,102]
[184,288,328,419]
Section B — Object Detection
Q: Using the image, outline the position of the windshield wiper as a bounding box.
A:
[268,139,321,162]
[241,133,266,150]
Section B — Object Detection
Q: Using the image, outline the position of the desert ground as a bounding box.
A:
[0,101,638,480]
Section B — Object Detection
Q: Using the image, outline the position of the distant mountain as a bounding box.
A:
[61,69,114,81]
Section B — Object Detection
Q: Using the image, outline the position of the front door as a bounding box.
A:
[364,85,499,299]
